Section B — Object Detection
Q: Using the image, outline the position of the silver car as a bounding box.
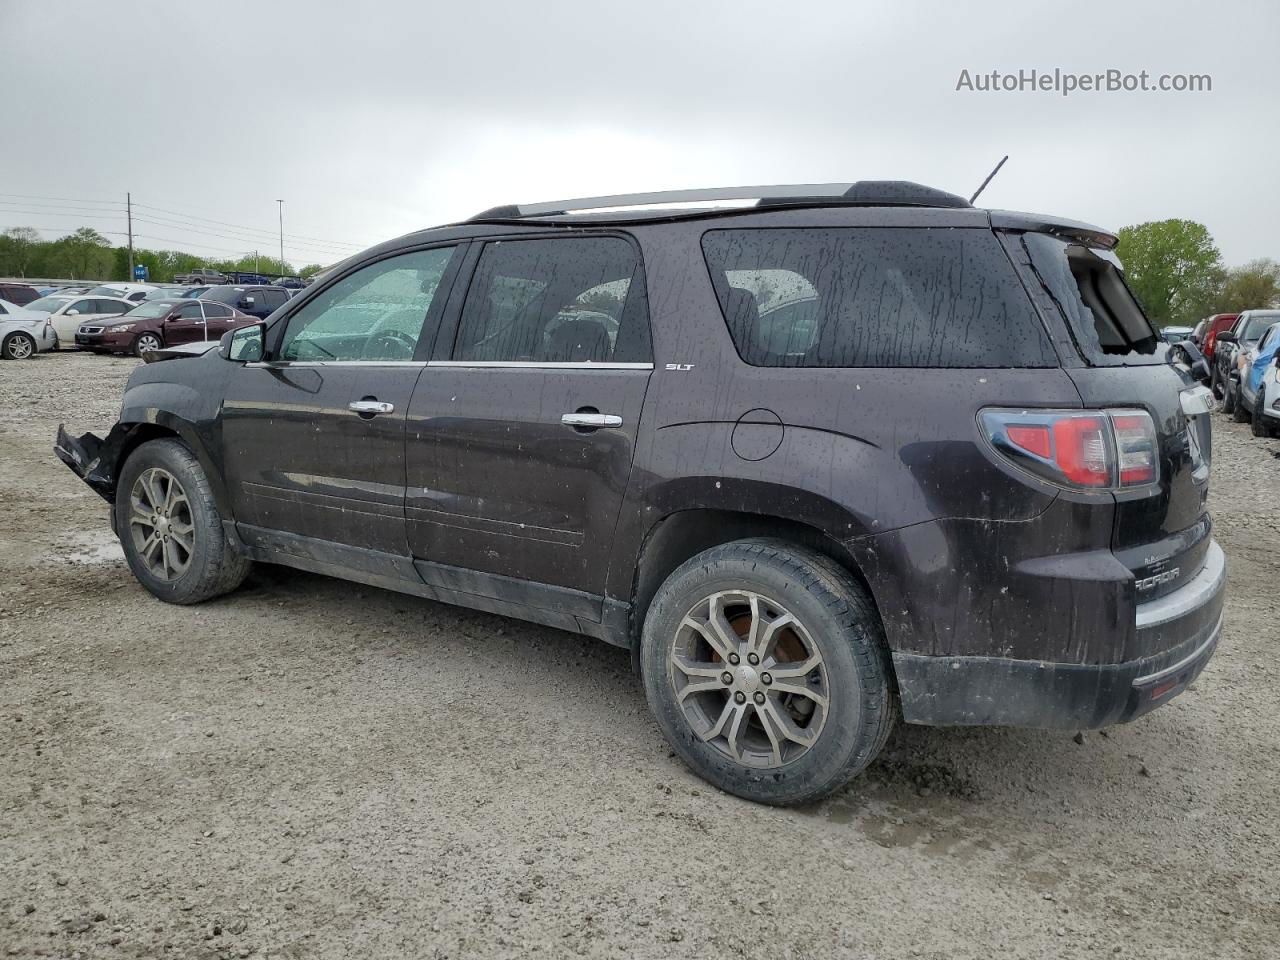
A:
[0,298,58,359]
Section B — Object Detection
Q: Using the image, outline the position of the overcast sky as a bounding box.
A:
[2,0,1276,269]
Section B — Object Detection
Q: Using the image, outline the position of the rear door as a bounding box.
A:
[404,235,652,608]
[220,244,462,568]
[201,302,237,339]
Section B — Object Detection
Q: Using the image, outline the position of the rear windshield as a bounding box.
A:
[26,296,70,312]
[1022,233,1162,365]
[701,227,1055,368]
[124,302,174,319]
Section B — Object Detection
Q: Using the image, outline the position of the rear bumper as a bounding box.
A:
[894,541,1226,729]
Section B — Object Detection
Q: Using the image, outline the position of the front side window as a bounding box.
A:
[702,228,1056,368]
[278,247,456,362]
[453,237,649,363]
[177,303,204,319]
[1241,313,1280,341]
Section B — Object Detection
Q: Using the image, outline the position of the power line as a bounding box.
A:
[131,200,373,248]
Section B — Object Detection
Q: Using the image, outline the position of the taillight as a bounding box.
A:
[980,408,1160,492]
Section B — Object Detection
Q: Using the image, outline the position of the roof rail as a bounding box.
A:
[469,180,971,220]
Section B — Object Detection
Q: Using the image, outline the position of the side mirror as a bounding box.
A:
[221,322,265,363]
[1216,331,1237,344]
[67,309,80,316]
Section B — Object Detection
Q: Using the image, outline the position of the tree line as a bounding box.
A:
[0,226,326,283]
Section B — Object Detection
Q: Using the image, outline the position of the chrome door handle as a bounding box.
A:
[561,413,622,428]
[349,400,394,415]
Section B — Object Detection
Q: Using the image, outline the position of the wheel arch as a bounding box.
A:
[107,414,232,518]
[625,508,891,680]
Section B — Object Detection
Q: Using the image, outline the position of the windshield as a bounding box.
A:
[1242,313,1280,341]
[87,285,131,297]
[124,302,174,319]
[26,296,70,313]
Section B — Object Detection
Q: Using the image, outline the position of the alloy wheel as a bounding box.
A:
[668,590,829,769]
[6,335,34,360]
[128,467,195,581]
[137,334,162,354]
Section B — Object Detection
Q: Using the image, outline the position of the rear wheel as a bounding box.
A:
[641,539,895,806]
[1222,379,1237,414]
[115,439,251,604]
[1,332,36,360]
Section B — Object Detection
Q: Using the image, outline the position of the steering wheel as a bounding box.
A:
[362,329,417,361]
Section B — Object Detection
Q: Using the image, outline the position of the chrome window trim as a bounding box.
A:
[428,360,654,370]
[241,360,654,370]
[242,360,426,369]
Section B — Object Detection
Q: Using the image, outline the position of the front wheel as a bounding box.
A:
[1,332,36,360]
[1253,392,1273,438]
[134,332,163,356]
[1232,385,1250,422]
[641,539,895,806]
[1222,380,1237,414]
[115,439,251,604]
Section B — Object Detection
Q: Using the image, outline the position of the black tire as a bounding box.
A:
[1209,365,1222,399]
[1222,379,1236,414]
[2,332,36,360]
[134,332,163,357]
[1231,384,1250,422]
[1252,392,1272,438]
[114,438,252,604]
[640,538,895,806]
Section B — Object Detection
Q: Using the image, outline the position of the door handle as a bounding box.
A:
[349,400,394,415]
[561,412,622,428]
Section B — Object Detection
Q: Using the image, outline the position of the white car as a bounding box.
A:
[0,298,58,359]
[21,294,133,349]
[87,282,159,304]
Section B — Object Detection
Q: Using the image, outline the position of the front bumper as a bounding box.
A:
[75,327,131,352]
[894,541,1226,729]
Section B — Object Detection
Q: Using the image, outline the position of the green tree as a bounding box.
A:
[299,263,326,279]
[1115,220,1223,328]
[1218,258,1280,312]
[2,226,42,277]
[51,227,114,280]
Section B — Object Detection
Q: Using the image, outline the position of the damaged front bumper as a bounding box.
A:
[54,423,127,502]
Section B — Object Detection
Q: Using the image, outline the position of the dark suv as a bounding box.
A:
[55,182,1225,805]
[197,284,292,320]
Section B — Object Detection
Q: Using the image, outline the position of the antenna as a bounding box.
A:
[969,156,1008,205]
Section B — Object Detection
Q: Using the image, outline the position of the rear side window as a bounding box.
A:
[453,237,650,364]
[701,228,1055,368]
[1022,233,1161,365]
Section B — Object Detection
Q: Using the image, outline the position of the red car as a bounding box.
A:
[74,298,257,356]
[1200,313,1239,362]
[0,282,39,306]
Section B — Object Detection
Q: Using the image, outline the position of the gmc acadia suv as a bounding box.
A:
[55,182,1225,805]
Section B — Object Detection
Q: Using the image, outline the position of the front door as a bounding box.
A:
[163,301,208,345]
[405,235,652,607]
[220,244,462,570]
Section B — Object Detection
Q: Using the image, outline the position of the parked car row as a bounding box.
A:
[1188,310,1280,438]
[172,267,311,287]
[0,282,297,357]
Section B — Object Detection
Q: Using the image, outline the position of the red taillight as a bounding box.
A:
[980,408,1161,492]
[1112,413,1158,486]
[1052,416,1110,487]
[1006,424,1051,458]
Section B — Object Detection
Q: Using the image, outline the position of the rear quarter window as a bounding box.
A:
[701,227,1055,368]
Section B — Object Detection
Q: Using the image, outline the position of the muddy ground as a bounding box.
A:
[1,351,1277,960]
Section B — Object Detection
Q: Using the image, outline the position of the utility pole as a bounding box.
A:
[126,192,134,279]
[254,249,259,272]
[276,200,284,276]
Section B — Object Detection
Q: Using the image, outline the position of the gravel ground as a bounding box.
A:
[2,351,1278,960]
